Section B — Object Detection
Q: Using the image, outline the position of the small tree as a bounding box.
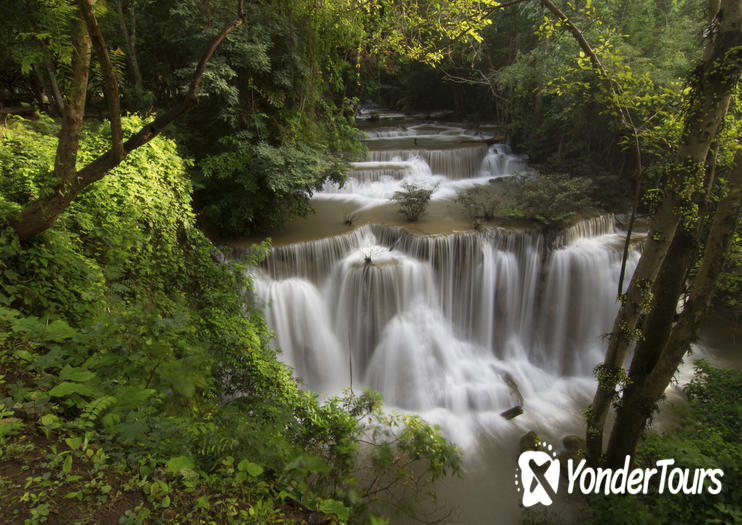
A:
[392,182,437,222]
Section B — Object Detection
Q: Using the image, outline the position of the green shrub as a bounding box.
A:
[392,182,438,222]
[199,138,348,234]
[457,173,595,229]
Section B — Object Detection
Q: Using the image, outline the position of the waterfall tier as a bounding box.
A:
[317,124,528,208]
[250,217,640,434]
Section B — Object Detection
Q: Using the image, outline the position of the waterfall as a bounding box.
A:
[479,144,528,178]
[366,147,488,179]
[250,216,640,442]
[556,213,618,247]
[247,119,643,453]
[316,123,529,209]
[253,278,346,393]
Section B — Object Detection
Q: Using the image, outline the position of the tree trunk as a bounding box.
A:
[605,147,742,466]
[114,0,144,91]
[78,0,124,162]
[629,232,693,378]
[603,231,694,468]
[28,65,48,112]
[44,58,66,118]
[585,0,742,463]
[53,14,92,184]
[507,30,516,65]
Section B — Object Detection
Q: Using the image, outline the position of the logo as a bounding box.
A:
[515,443,725,506]
[515,441,560,507]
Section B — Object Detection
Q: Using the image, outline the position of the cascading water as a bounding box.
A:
[317,123,529,209]
[245,119,643,522]
[252,216,639,445]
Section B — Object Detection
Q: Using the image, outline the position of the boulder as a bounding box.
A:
[558,435,586,477]
[520,430,545,453]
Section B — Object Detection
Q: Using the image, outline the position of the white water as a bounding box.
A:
[247,122,644,522]
[318,123,529,210]
[253,218,639,449]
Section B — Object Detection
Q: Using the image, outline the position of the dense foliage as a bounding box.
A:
[143,0,365,234]
[0,117,461,524]
[0,0,367,236]
[457,172,595,230]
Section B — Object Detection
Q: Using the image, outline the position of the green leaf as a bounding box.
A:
[59,365,96,383]
[318,499,349,521]
[65,436,82,451]
[62,455,72,474]
[16,350,34,362]
[40,414,61,428]
[195,495,210,510]
[49,382,97,398]
[166,455,195,476]
[284,454,329,474]
[237,459,263,478]
[43,320,76,342]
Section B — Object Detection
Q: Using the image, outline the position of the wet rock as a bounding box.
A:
[563,435,585,452]
[520,430,545,453]
[558,448,583,466]
[500,406,523,420]
[504,373,524,407]
[210,248,227,264]
[558,435,586,477]
[307,513,328,525]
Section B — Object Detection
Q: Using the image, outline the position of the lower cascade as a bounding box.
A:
[250,215,640,448]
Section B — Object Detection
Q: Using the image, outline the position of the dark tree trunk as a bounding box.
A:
[44,58,66,118]
[78,0,124,161]
[28,65,48,112]
[114,0,144,91]
[605,148,742,466]
[507,30,516,65]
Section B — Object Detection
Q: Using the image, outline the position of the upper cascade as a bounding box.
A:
[317,122,529,207]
